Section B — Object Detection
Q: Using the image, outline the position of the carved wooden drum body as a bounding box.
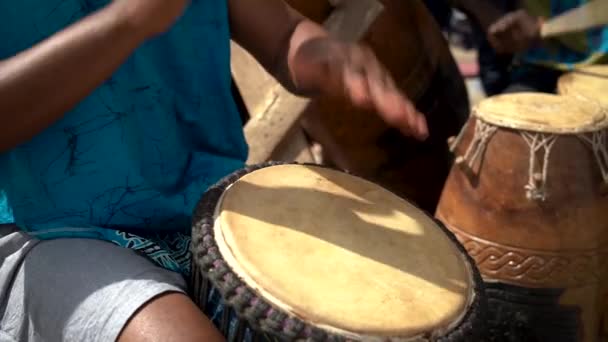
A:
[436,93,608,342]
[191,163,487,341]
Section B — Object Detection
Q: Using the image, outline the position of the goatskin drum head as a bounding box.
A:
[213,164,473,339]
[474,92,606,133]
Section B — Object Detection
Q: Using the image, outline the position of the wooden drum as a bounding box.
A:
[191,163,487,341]
[558,65,608,342]
[288,0,470,213]
[436,93,608,341]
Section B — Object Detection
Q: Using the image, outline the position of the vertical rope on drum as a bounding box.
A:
[461,120,498,169]
[578,130,608,186]
[449,118,471,152]
[521,132,558,201]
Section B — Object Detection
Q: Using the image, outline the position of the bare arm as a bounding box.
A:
[228,0,326,94]
[228,0,428,139]
[0,0,188,153]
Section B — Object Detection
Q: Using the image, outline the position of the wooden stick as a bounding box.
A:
[541,0,608,38]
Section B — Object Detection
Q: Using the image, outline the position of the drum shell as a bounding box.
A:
[286,0,469,212]
[436,117,608,341]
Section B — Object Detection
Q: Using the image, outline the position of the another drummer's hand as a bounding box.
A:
[488,10,542,54]
[291,37,428,140]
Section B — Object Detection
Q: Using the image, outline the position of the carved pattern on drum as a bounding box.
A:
[578,130,608,187]
[521,132,558,201]
[446,224,608,288]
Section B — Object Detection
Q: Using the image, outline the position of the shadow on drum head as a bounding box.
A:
[221,169,469,296]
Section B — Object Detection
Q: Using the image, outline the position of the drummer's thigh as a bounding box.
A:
[1,236,222,342]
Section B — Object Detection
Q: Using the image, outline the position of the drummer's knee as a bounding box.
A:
[117,292,225,342]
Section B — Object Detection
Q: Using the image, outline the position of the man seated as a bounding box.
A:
[0,0,428,341]
[452,0,608,93]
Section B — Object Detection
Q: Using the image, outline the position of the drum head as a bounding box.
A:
[558,65,608,109]
[213,164,473,339]
[474,92,607,133]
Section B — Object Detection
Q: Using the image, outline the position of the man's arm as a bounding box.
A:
[0,0,188,153]
[228,0,428,139]
[228,0,324,94]
[449,0,543,54]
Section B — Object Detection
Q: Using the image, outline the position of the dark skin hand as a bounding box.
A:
[290,37,428,140]
[450,0,542,55]
[229,0,428,140]
[488,9,543,54]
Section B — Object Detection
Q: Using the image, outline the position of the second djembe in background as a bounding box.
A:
[437,93,608,342]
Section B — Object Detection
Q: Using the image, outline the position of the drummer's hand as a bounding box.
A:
[488,9,542,54]
[291,37,428,140]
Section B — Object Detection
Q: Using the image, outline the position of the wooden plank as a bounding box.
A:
[241,0,384,165]
[230,43,278,120]
[541,0,608,38]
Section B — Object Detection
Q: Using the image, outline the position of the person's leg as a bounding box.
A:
[0,232,224,342]
[118,293,224,342]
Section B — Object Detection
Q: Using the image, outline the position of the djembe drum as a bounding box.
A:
[558,66,608,341]
[191,163,487,341]
[436,93,608,342]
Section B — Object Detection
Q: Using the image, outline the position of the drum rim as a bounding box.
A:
[191,162,488,341]
[473,92,608,134]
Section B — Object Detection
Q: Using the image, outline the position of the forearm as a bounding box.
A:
[0,3,146,152]
[284,20,328,95]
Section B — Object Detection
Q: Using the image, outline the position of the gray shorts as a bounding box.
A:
[0,227,187,342]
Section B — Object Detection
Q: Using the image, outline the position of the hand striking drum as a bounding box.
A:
[286,0,470,213]
[191,163,487,341]
[437,92,608,342]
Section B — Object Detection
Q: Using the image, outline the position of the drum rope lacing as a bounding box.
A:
[521,132,557,201]
[577,130,608,187]
[455,120,497,170]
[452,119,608,201]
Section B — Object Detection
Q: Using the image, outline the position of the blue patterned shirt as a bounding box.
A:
[0,0,247,273]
